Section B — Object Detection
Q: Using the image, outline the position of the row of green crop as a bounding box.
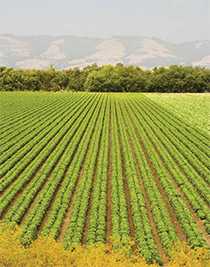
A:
[0,94,63,135]
[119,99,178,251]
[4,95,100,225]
[85,97,110,244]
[0,95,71,152]
[130,98,210,234]
[0,95,91,190]
[0,95,95,217]
[19,95,102,245]
[143,97,210,149]
[1,93,208,262]
[41,95,104,239]
[143,98,210,160]
[0,95,82,165]
[145,93,210,135]
[109,99,130,242]
[126,97,207,247]
[115,98,163,264]
[63,96,107,247]
[0,92,61,122]
[139,99,210,201]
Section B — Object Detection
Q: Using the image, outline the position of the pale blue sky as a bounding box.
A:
[0,0,209,42]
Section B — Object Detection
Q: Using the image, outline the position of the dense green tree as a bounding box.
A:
[0,64,209,93]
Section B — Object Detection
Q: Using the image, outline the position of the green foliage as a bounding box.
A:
[145,93,210,134]
[84,65,147,92]
[0,65,210,92]
[0,92,209,265]
[146,66,210,92]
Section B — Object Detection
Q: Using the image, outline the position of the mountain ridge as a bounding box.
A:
[0,34,210,69]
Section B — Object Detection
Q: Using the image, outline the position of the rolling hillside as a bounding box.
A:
[0,34,210,69]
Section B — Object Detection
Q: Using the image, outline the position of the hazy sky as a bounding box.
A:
[0,0,209,43]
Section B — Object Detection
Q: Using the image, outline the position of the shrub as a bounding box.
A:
[0,222,209,267]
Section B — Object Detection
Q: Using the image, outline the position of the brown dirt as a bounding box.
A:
[194,217,210,246]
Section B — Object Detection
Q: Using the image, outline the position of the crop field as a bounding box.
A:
[145,93,210,134]
[0,92,209,264]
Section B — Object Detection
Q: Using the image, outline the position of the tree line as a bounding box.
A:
[0,64,210,92]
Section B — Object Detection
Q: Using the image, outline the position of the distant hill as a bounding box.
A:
[0,34,210,69]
